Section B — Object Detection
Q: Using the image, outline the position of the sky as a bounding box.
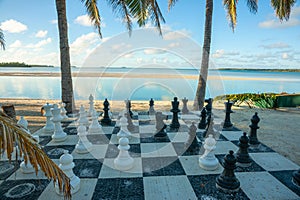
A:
[0,0,300,69]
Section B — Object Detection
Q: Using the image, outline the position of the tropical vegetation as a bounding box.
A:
[0,28,5,50]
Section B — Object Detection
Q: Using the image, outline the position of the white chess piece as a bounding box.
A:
[51,104,67,142]
[117,116,131,138]
[78,105,89,126]
[17,116,28,130]
[60,102,68,120]
[88,94,95,117]
[42,103,54,134]
[199,134,219,170]
[88,111,103,134]
[56,150,80,195]
[75,124,93,153]
[114,137,134,171]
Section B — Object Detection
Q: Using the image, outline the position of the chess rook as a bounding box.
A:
[42,103,54,134]
[51,104,67,142]
[249,112,260,146]
[236,132,252,167]
[222,100,234,130]
[114,137,134,171]
[170,97,180,129]
[199,134,219,170]
[198,107,207,129]
[216,150,240,193]
[181,97,189,114]
[101,98,112,126]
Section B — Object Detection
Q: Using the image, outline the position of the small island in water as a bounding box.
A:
[0,62,54,68]
[215,68,300,72]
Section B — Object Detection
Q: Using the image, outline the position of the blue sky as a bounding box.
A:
[0,0,299,69]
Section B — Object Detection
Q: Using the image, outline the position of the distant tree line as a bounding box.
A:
[0,62,54,67]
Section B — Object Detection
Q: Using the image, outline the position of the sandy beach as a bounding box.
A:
[0,98,299,166]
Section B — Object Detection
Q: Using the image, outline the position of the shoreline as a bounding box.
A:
[1,98,299,166]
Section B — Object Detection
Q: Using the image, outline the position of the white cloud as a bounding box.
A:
[50,19,58,24]
[212,49,239,58]
[143,49,166,55]
[259,6,300,29]
[74,15,93,26]
[9,40,22,48]
[282,53,289,59]
[27,38,52,48]
[260,42,290,49]
[70,32,98,55]
[0,19,27,33]
[163,30,190,40]
[35,30,48,38]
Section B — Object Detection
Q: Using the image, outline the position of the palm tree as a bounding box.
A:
[169,0,296,110]
[56,0,165,113]
[0,28,5,50]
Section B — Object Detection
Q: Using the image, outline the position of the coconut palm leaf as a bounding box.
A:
[271,0,296,21]
[168,0,179,10]
[0,29,5,50]
[82,0,102,38]
[0,111,71,199]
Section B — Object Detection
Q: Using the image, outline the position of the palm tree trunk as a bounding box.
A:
[55,0,75,114]
[194,0,213,110]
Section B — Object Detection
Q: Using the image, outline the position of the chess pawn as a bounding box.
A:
[236,132,252,167]
[148,98,156,115]
[60,102,68,120]
[181,97,189,114]
[51,104,67,142]
[216,150,240,193]
[78,105,89,126]
[198,107,207,129]
[88,94,95,117]
[56,150,80,195]
[17,116,28,130]
[292,169,300,187]
[117,116,131,138]
[249,112,260,146]
[199,134,219,170]
[42,103,54,134]
[75,125,93,154]
[88,111,104,134]
[114,137,134,171]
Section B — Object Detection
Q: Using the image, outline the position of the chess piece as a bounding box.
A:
[75,124,93,154]
[216,150,240,193]
[60,102,68,120]
[78,105,89,126]
[199,134,219,170]
[56,150,80,195]
[17,116,28,130]
[223,100,234,130]
[100,98,112,125]
[126,112,136,132]
[88,111,104,134]
[181,97,189,114]
[292,169,300,187]
[51,104,67,142]
[205,98,213,116]
[249,112,260,146]
[236,132,252,167]
[185,122,200,153]
[20,158,36,174]
[203,114,216,138]
[125,99,133,118]
[88,94,95,117]
[42,103,54,134]
[154,111,168,140]
[114,137,134,171]
[198,107,207,129]
[117,116,131,138]
[170,97,180,129]
[148,98,156,115]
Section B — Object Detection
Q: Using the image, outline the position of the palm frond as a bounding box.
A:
[0,111,71,199]
[82,0,102,38]
[168,0,178,11]
[223,0,238,31]
[0,29,5,50]
[126,0,148,27]
[271,0,296,21]
[246,0,258,14]
[148,0,165,35]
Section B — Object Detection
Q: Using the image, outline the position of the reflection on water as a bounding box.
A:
[0,68,299,100]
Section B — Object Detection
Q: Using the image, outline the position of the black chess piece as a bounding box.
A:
[100,98,112,125]
[292,169,300,187]
[170,97,180,129]
[198,107,207,129]
[148,98,155,115]
[125,99,133,118]
[223,99,234,130]
[205,98,213,116]
[249,112,260,145]
[185,122,199,154]
[236,132,252,167]
[216,150,240,193]
[126,112,135,132]
[154,111,168,140]
[181,97,189,114]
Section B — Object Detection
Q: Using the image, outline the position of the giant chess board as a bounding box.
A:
[0,109,299,200]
